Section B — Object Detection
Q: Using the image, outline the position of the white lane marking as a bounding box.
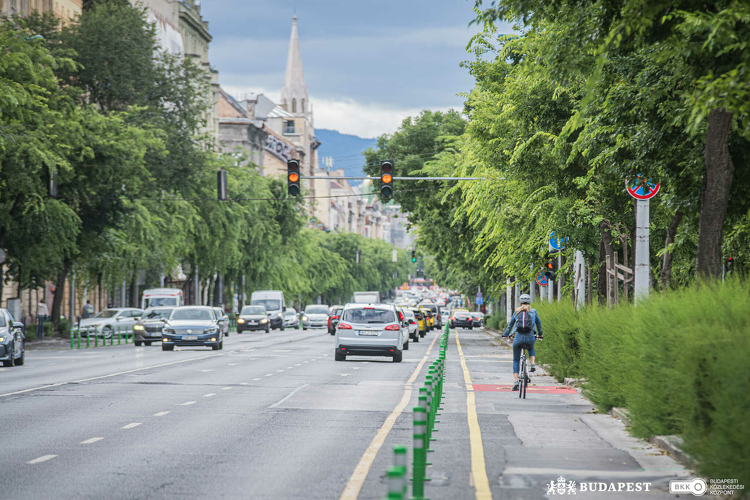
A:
[1,350,233,399]
[340,374,349,377]
[240,382,248,385]
[204,393,216,397]
[274,350,292,352]
[228,363,238,366]
[265,373,273,377]
[286,366,293,369]
[154,411,170,417]
[323,354,329,356]
[80,437,103,444]
[268,384,309,408]
[295,364,302,367]
[303,361,309,364]
[221,387,232,390]
[177,401,196,406]
[122,423,142,429]
[352,367,360,370]
[27,455,57,464]
[253,378,262,381]
[276,369,285,372]
[201,369,215,373]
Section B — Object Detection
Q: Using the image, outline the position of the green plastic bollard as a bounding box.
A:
[95,332,98,347]
[386,467,405,500]
[118,329,121,345]
[77,329,81,349]
[70,331,74,349]
[412,407,428,499]
[86,331,90,348]
[110,330,113,346]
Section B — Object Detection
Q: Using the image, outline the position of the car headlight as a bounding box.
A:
[237,319,245,323]
[260,319,268,323]
[204,328,219,335]
[302,316,308,321]
[277,313,282,317]
[133,325,145,331]
[0,336,7,343]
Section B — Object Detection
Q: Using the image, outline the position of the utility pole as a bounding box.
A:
[506,278,512,324]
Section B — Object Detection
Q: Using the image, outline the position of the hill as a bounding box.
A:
[315,129,378,184]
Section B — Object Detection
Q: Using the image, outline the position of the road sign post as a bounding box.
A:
[627,178,659,305]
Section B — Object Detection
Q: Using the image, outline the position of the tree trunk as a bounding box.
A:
[597,239,606,306]
[600,223,616,304]
[620,233,630,301]
[586,255,593,306]
[129,272,138,308]
[659,210,684,290]
[51,259,72,325]
[213,275,221,307]
[696,109,735,280]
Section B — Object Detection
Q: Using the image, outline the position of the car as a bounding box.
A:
[302,304,329,330]
[421,307,435,331]
[419,303,442,329]
[450,310,473,329]
[161,306,223,351]
[283,307,300,329]
[472,311,485,328]
[250,290,286,330]
[213,307,230,336]
[328,306,344,335]
[400,307,419,342]
[78,308,144,338]
[0,308,25,367]
[411,308,426,337]
[133,307,173,346]
[335,304,408,362]
[237,305,270,333]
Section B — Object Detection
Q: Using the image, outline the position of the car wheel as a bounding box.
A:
[403,341,409,350]
[134,340,143,346]
[419,332,426,338]
[3,342,15,367]
[15,347,24,366]
[280,324,285,331]
[266,326,270,333]
[219,341,223,350]
[162,345,174,351]
[335,351,346,361]
[413,335,419,343]
[212,344,220,350]
[330,331,335,336]
[393,350,403,363]
[303,327,307,331]
[145,341,152,346]
[225,331,229,337]
[103,326,114,339]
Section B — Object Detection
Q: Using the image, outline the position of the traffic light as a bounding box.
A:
[726,256,735,274]
[287,159,300,196]
[380,160,394,197]
[411,250,416,263]
[217,169,227,200]
[543,251,558,280]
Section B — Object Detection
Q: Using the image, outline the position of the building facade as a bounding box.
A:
[1,0,81,24]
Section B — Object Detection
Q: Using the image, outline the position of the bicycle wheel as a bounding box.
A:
[522,373,529,399]
[518,356,525,399]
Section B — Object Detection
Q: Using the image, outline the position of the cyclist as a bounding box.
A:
[502,293,543,391]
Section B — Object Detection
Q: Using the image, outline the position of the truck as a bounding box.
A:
[351,291,380,304]
[250,290,286,330]
[141,288,184,310]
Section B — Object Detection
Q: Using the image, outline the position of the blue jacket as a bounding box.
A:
[502,309,542,337]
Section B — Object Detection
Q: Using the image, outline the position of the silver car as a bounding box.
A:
[283,308,299,329]
[78,308,144,338]
[335,304,408,362]
[302,305,329,330]
[213,307,230,336]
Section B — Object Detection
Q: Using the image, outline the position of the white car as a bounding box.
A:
[283,308,299,329]
[335,304,408,362]
[400,307,419,342]
[302,305,329,330]
[78,308,144,338]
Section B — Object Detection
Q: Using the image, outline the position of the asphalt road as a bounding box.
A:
[0,327,690,499]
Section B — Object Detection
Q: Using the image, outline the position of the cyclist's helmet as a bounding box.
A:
[519,294,531,304]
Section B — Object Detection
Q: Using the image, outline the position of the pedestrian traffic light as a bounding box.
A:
[411,250,416,263]
[543,251,558,280]
[217,168,227,201]
[380,160,394,197]
[287,159,300,196]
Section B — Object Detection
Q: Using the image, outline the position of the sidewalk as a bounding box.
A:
[425,329,690,499]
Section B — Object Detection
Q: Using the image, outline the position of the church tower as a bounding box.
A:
[280,16,309,117]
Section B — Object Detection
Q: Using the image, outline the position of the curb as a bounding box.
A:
[563,377,586,387]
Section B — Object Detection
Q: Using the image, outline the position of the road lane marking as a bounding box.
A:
[352,367,360,370]
[277,369,285,372]
[265,373,273,377]
[221,387,232,390]
[295,364,302,367]
[339,334,439,500]
[286,366,293,369]
[177,401,196,406]
[154,411,170,417]
[201,369,215,372]
[253,378,261,381]
[456,330,492,500]
[340,374,349,377]
[27,455,57,464]
[122,423,142,429]
[228,363,238,366]
[80,437,103,444]
[204,393,216,397]
[240,382,248,385]
[268,384,309,408]
[303,361,309,364]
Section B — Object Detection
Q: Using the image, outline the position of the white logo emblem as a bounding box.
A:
[547,476,576,495]
[669,478,707,496]
[186,329,192,333]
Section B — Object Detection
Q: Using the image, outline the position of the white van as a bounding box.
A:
[351,291,380,304]
[250,290,286,330]
[141,288,183,310]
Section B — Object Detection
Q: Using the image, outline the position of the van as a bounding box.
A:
[141,288,184,310]
[250,290,286,330]
[351,291,380,304]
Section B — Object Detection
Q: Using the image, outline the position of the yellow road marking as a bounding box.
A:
[339,334,439,500]
[456,330,493,500]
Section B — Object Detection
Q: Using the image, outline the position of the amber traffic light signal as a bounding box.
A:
[287,159,300,196]
[380,160,394,197]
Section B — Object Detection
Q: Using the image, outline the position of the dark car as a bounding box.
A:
[237,305,270,333]
[161,306,224,351]
[450,310,473,329]
[471,312,485,328]
[0,308,25,367]
[133,307,173,346]
[327,306,344,335]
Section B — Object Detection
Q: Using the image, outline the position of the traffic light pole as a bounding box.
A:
[299,176,485,181]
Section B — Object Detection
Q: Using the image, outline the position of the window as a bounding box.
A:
[251,299,281,311]
[284,120,295,134]
[94,310,120,319]
[241,306,266,315]
[301,98,306,113]
[292,98,297,113]
[145,309,173,320]
[170,308,213,321]
[305,305,329,315]
[342,308,397,324]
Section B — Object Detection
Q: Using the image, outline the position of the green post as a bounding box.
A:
[393,445,408,497]
[86,331,90,348]
[412,407,428,499]
[95,331,98,347]
[118,329,121,345]
[386,467,405,500]
[110,330,113,346]
[77,329,81,349]
[70,331,74,349]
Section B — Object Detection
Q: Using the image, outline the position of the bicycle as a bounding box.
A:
[508,334,541,399]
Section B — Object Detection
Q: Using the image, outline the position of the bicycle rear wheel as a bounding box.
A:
[518,357,526,399]
[522,373,529,399]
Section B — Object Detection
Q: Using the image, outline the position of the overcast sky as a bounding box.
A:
[202,0,502,138]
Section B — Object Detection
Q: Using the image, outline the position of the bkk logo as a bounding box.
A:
[546,477,652,495]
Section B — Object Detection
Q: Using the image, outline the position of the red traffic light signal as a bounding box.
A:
[287,159,300,196]
[380,160,394,197]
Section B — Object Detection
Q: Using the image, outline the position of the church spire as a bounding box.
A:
[280,16,308,115]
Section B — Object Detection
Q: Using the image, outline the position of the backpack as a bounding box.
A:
[516,311,533,334]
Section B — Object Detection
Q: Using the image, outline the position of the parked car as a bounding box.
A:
[0,308,25,367]
[328,306,344,335]
[79,308,144,338]
[450,310,473,329]
[133,307,173,346]
[302,304,329,330]
[283,308,300,329]
[237,305,270,333]
[161,306,223,351]
[250,290,286,330]
[472,311,485,328]
[400,307,419,342]
[335,304,408,362]
[213,307,230,336]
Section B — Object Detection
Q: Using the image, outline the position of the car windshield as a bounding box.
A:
[305,306,329,314]
[241,306,266,315]
[343,308,397,324]
[94,310,120,319]
[145,309,172,320]
[455,312,471,318]
[284,310,295,316]
[252,299,280,311]
[144,297,178,308]
[170,308,213,321]
[0,315,5,327]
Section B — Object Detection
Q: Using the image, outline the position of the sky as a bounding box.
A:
[202,0,504,138]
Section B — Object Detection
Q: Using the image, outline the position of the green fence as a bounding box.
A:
[69,326,133,349]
